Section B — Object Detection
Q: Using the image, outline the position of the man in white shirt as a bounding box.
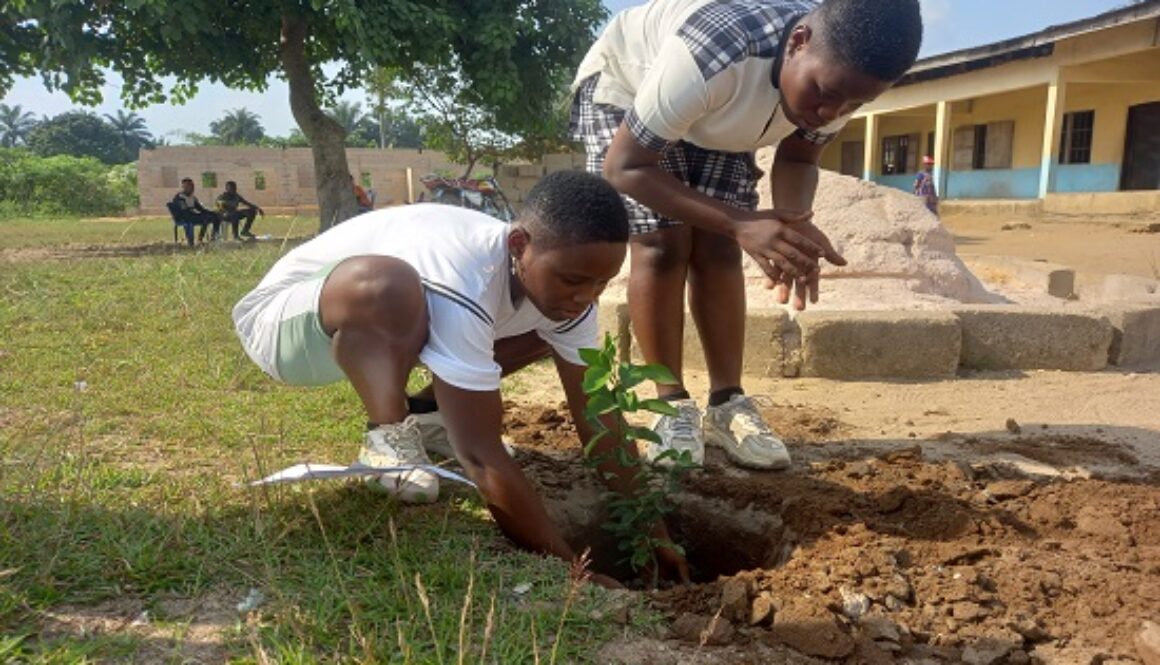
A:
[571,0,923,471]
[234,171,689,586]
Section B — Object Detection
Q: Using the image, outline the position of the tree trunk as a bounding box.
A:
[280,14,359,233]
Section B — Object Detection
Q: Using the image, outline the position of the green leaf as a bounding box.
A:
[585,391,616,418]
[639,399,677,416]
[637,363,678,385]
[626,426,661,444]
[578,346,604,367]
[582,365,612,394]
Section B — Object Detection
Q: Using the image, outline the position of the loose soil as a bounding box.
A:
[504,398,1160,664]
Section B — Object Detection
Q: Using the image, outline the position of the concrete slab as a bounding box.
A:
[797,311,961,379]
[955,307,1113,371]
[623,308,794,379]
[1101,273,1160,304]
[1096,305,1160,367]
[962,255,1075,299]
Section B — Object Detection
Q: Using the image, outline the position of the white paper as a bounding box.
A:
[250,462,476,488]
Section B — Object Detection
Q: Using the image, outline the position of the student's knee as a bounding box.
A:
[689,229,742,270]
[630,227,692,273]
[320,256,427,333]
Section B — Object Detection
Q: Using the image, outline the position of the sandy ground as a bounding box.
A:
[943,212,1160,295]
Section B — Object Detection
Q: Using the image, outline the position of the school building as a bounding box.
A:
[819,1,1160,215]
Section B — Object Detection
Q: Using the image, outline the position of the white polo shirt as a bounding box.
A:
[233,205,599,391]
[574,0,846,153]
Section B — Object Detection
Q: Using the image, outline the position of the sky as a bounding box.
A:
[0,0,1135,142]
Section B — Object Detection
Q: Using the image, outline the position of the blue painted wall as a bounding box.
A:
[867,164,1122,199]
[946,168,1042,199]
[871,174,918,193]
[1054,163,1121,193]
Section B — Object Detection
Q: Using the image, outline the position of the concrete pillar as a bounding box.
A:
[862,113,879,182]
[1039,69,1067,199]
[406,167,414,203]
[934,100,951,199]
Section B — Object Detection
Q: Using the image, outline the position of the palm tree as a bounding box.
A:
[104,109,154,157]
[0,104,38,148]
[328,101,364,134]
[209,108,266,145]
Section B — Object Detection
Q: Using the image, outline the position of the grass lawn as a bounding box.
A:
[0,215,640,663]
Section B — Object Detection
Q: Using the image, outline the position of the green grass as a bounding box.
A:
[0,216,639,663]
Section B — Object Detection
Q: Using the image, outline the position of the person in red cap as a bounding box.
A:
[914,155,939,215]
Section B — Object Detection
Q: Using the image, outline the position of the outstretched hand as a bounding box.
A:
[758,217,846,311]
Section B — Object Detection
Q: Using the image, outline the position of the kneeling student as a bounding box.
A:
[234,171,689,585]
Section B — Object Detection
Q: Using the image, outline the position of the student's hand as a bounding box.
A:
[755,217,847,311]
[732,210,824,285]
[644,522,691,586]
[585,572,625,590]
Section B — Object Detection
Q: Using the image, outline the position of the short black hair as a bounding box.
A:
[519,170,629,247]
[181,177,193,184]
[814,0,923,82]
[225,180,237,188]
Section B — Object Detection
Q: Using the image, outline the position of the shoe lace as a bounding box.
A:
[729,395,773,435]
[375,420,426,461]
[663,403,700,441]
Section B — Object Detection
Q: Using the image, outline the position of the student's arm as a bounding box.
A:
[603,127,841,287]
[769,133,847,310]
[553,351,691,583]
[433,377,624,586]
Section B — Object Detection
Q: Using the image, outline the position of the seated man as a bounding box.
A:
[172,178,221,243]
[216,181,265,240]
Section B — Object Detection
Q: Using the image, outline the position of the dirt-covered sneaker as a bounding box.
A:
[640,398,704,466]
[409,410,516,459]
[357,416,440,503]
[704,394,791,470]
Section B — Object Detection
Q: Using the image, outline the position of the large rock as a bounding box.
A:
[603,153,999,311]
[752,149,998,309]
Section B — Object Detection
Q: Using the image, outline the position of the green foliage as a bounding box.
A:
[0,148,137,216]
[103,110,155,158]
[209,107,265,145]
[25,111,132,164]
[580,334,694,584]
[0,103,38,148]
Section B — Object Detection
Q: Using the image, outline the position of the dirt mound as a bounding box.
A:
[505,404,1160,664]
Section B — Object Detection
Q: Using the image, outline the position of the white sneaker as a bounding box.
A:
[357,416,440,503]
[704,394,791,470]
[640,398,704,466]
[409,410,516,459]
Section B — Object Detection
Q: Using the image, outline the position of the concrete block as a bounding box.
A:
[955,307,1113,371]
[517,164,544,178]
[542,153,575,173]
[622,307,793,378]
[497,164,520,178]
[572,153,590,170]
[683,308,793,378]
[1101,273,1160,304]
[797,311,961,379]
[963,255,1075,299]
[1097,305,1160,367]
